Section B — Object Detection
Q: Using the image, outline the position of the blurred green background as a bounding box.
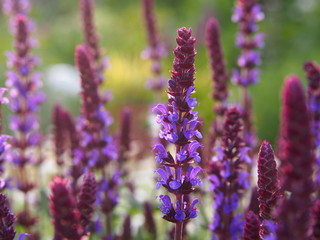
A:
[0,0,320,145]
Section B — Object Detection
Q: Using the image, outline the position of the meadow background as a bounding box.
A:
[0,0,320,144]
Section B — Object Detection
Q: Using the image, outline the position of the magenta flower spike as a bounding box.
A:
[277,75,315,239]
[141,0,167,92]
[257,141,279,237]
[152,27,202,240]
[49,177,83,240]
[0,193,16,240]
[52,104,70,167]
[77,171,97,233]
[208,107,251,240]
[75,45,117,169]
[205,17,229,157]
[303,61,320,186]
[243,211,260,240]
[205,17,228,112]
[79,0,106,84]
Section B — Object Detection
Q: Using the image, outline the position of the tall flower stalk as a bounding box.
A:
[75,45,118,238]
[277,75,315,239]
[141,0,167,97]
[79,0,107,85]
[152,27,202,240]
[205,17,229,153]
[3,0,45,236]
[231,0,264,148]
[208,107,251,240]
[303,61,320,188]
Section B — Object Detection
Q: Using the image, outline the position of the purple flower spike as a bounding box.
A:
[243,211,260,240]
[208,107,251,239]
[277,75,315,240]
[79,0,106,84]
[77,171,97,232]
[52,104,70,167]
[257,141,279,238]
[141,0,167,92]
[232,0,264,86]
[303,61,320,187]
[0,193,16,240]
[205,17,228,107]
[49,177,83,239]
[75,45,117,169]
[153,27,202,239]
[3,2,45,236]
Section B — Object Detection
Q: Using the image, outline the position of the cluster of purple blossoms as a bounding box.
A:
[152,27,202,234]
[4,7,45,168]
[231,0,264,86]
[75,45,117,170]
[208,107,251,240]
[3,0,45,237]
[231,0,264,149]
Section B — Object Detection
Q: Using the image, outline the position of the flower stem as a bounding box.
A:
[175,194,183,240]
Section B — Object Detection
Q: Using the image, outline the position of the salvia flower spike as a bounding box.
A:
[77,171,97,232]
[49,177,83,240]
[205,17,229,157]
[75,45,117,169]
[205,17,228,112]
[303,61,320,187]
[0,193,16,240]
[231,0,264,148]
[231,0,264,86]
[79,0,107,85]
[243,210,260,240]
[3,1,45,236]
[277,75,315,239]
[141,0,167,92]
[257,141,279,237]
[208,107,251,240]
[152,27,202,240]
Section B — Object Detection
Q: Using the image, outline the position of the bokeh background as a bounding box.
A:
[1,0,320,145]
[0,0,320,239]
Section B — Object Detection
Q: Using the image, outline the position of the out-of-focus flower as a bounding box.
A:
[0,193,16,240]
[243,210,260,240]
[208,107,251,239]
[49,177,83,240]
[277,75,315,239]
